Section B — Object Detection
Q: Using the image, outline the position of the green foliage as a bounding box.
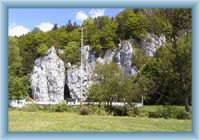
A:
[115,9,146,40]
[140,35,191,106]
[142,9,172,36]
[107,106,128,116]
[148,106,192,120]
[9,76,30,100]
[88,62,135,105]
[132,48,150,69]
[8,37,30,99]
[88,105,108,116]
[83,16,118,56]
[54,103,69,112]
[130,74,155,103]
[106,105,142,117]
[127,105,141,117]
[177,111,191,120]
[8,37,22,76]
[37,44,48,56]
[63,41,80,64]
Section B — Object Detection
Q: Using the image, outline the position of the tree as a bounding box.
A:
[9,76,30,100]
[160,9,192,112]
[83,16,118,56]
[8,37,22,76]
[66,20,73,32]
[63,41,80,64]
[132,48,150,69]
[37,44,48,56]
[140,34,191,108]
[115,9,146,40]
[8,37,30,99]
[53,23,58,30]
[88,62,135,106]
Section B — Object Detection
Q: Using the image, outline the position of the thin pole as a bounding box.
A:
[80,27,83,105]
[141,95,144,106]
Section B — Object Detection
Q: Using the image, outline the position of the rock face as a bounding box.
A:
[66,34,166,101]
[66,45,95,101]
[30,34,166,103]
[30,47,65,103]
[115,40,137,76]
[142,34,166,57]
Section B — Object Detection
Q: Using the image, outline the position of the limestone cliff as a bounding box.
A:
[30,47,65,103]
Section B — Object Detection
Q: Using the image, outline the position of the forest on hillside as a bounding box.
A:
[8,9,192,112]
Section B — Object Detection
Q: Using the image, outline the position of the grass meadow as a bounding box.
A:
[9,106,192,132]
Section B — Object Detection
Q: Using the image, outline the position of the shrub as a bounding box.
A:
[106,106,128,116]
[55,103,68,112]
[80,106,90,115]
[137,111,149,117]
[176,110,191,120]
[148,106,192,120]
[88,105,108,116]
[127,105,140,117]
[106,105,145,117]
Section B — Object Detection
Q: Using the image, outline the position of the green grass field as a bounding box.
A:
[9,109,192,132]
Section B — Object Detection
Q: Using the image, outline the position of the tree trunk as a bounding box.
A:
[184,96,190,112]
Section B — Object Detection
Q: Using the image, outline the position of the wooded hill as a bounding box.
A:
[8,9,191,111]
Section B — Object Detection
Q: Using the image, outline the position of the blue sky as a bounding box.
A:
[9,8,124,36]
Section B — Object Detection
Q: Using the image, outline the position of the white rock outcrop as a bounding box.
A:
[66,34,166,101]
[115,40,137,76]
[66,45,95,101]
[30,47,65,103]
[142,34,166,57]
[29,34,165,103]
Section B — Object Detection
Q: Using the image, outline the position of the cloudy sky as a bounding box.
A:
[9,8,124,37]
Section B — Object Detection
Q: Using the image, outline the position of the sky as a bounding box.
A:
[9,8,124,37]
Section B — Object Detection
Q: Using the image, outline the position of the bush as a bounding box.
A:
[80,106,90,115]
[127,105,140,117]
[148,106,192,120]
[106,105,145,117]
[55,103,68,112]
[88,105,108,116]
[177,110,191,120]
[148,111,162,118]
[107,106,128,116]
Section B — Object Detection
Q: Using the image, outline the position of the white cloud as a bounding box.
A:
[89,9,105,18]
[9,25,30,37]
[37,22,54,32]
[76,11,88,22]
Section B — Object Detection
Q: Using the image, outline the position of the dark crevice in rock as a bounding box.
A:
[64,83,71,100]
